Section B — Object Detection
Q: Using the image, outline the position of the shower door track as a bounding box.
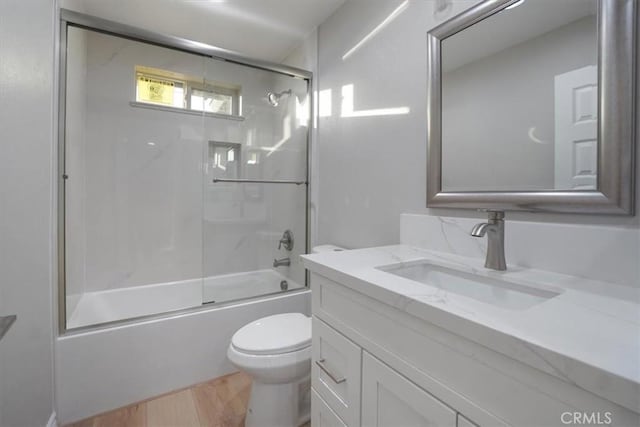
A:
[213,179,307,185]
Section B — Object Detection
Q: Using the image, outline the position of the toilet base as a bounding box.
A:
[245,375,310,427]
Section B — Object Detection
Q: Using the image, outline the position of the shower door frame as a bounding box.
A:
[57,9,313,334]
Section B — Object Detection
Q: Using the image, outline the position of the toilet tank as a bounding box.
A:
[312,245,346,254]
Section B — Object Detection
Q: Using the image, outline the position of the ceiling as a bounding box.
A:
[443,0,596,72]
[60,0,347,63]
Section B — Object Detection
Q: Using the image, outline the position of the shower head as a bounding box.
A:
[266,89,292,106]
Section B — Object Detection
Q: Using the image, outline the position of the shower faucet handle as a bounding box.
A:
[278,230,294,251]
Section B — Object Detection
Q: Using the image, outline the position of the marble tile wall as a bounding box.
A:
[401,213,640,288]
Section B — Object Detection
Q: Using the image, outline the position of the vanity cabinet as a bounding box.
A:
[313,312,471,427]
[361,352,457,426]
[309,272,639,427]
[311,274,485,427]
[312,389,347,427]
[312,317,361,426]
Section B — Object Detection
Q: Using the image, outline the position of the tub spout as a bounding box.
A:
[273,257,291,268]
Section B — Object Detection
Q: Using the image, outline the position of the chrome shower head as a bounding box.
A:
[266,89,292,106]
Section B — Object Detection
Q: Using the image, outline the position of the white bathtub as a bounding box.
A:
[57,277,310,424]
[67,269,303,329]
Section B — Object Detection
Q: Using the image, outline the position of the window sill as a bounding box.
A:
[130,101,245,121]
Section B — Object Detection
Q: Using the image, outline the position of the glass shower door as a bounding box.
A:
[61,20,311,331]
[202,57,309,304]
[63,26,206,329]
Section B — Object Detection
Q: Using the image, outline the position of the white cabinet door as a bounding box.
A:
[312,317,361,426]
[312,389,347,427]
[362,352,457,427]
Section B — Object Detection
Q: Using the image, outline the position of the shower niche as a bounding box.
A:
[209,141,242,180]
[59,13,311,330]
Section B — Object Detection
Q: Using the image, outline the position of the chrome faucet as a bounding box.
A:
[273,257,291,268]
[470,211,507,271]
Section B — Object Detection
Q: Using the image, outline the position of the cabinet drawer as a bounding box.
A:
[312,389,347,427]
[362,351,457,427]
[312,316,361,426]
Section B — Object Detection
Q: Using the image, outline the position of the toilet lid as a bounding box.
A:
[231,313,311,355]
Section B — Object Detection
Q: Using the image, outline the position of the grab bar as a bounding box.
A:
[0,315,16,342]
[213,178,306,185]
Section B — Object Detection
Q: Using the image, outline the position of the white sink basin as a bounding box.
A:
[377,261,561,310]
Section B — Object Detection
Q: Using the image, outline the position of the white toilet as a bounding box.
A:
[228,312,311,427]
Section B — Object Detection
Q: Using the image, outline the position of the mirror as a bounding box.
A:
[427,0,637,214]
[442,0,597,192]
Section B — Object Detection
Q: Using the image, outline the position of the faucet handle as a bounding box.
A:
[278,230,294,251]
[478,209,505,220]
[488,211,504,220]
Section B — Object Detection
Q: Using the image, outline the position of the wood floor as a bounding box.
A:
[66,372,255,427]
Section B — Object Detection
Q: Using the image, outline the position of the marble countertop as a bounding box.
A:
[301,245,640,413]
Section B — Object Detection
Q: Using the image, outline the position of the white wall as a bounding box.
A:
[0,0,56,425]
[316,0,460,248]
[314,0,639,288]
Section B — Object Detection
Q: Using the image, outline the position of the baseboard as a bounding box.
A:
[46,412,58,427]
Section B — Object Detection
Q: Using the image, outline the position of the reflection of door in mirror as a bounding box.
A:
[554,65,597,190]
[440,0,598,193]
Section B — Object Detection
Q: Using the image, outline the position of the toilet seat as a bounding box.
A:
[231,313,311,355]
[228,317,312,384]
[228,343,311,383]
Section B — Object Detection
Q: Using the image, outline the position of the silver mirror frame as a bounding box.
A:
[427,0,637,215]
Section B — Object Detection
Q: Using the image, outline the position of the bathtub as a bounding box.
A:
[67,269,303,329]
[57,273,310,424]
